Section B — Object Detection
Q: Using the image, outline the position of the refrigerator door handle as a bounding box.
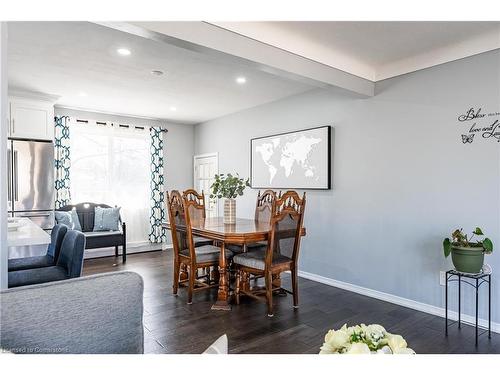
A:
[7,148,12,203]
[13,150,18,201]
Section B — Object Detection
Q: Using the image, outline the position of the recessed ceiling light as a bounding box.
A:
[170,106,177,112]
[117,48,131,56]
[151,70,164,76]
[236,76,247,84]
[78,92,87,97]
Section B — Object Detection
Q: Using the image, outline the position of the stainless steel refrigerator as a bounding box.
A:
[7,139,55,230]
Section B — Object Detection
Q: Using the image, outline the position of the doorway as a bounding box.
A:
[193,153,218,218]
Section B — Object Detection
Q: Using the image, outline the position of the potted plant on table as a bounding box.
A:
[443,227,493,273]
[210,173,250,224]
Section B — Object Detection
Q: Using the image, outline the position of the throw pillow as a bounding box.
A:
[93,206,121,231]
[54,208,82,231]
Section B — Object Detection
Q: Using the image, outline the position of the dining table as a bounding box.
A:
[163,216,306,311]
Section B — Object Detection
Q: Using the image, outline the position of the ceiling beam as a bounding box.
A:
[97,21,374,98]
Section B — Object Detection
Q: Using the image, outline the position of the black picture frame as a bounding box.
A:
[250,125,332,190]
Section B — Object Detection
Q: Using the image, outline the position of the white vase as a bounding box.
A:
[223,198,236,224]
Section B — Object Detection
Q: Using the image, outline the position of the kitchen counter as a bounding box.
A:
[8,218,51,259]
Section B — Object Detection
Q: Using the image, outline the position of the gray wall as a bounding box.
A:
[194,50,500,323]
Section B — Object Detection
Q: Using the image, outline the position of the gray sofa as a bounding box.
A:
[1,271,144,354]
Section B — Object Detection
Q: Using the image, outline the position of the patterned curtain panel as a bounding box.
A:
[149,127,166,243]
[54,116,71,208]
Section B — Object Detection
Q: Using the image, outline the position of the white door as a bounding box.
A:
[193,153,218,218]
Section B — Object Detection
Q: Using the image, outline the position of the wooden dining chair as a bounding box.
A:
[183,188,214,247]
[227,190,279,254]
[167,190,233,304]
[233,191,306,317]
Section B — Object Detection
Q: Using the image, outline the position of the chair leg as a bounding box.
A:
[114,246,119,257]
[235,269,241,305]
[122,243,127,263]
[173,259,180,295]
[291,268,299,308]
[187,265,195,304]
[265,272,274,317]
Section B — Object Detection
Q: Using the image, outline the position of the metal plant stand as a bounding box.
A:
[445,269,491,346]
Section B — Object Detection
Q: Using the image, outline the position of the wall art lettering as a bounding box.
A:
[457,107,500,144]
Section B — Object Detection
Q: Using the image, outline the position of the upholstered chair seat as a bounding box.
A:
[233,249,291,271]
[181,245,233,263]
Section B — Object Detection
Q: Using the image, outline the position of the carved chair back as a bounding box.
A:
[255,190,278,223]
[266,191,306,268]
[167,190,196,262]
[183,189,206,222]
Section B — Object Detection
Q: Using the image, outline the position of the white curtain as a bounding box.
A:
[70,120,150,245]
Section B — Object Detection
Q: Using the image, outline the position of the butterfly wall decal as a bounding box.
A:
[461,134,474,144]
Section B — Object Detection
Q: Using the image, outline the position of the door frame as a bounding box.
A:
[193,152,219,216]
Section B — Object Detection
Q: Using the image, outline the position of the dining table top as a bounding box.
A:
[162,216,306,244]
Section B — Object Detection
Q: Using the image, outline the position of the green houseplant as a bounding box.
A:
[210,173,250,224]
[443,227,493,273]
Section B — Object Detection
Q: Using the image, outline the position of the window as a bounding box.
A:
[70,120,150,244]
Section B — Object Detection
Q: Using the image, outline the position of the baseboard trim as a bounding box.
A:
[297,270,499,334]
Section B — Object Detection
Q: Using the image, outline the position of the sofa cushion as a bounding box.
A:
[233,249,291,271]
[55,209,82,231]
[8,266,68,288]
[93,206,121,231]
[8,255,55,272]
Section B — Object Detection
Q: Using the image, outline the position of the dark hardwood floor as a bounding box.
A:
[83,250,500,354]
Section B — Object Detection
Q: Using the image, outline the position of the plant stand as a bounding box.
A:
[445,268,492,346]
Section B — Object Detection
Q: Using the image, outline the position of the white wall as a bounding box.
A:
[195,50,500,325]
[0,23,8,289]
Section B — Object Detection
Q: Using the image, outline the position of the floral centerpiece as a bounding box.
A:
[319,324,415,354]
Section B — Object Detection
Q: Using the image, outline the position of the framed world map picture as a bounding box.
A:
[250,126,331,190]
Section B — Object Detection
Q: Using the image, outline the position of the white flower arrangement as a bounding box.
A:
[319,324,416,354]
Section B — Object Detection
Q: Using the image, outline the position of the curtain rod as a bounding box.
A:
[74,118,168,132]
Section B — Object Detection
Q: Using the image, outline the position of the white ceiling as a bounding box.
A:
[213,21,500,81]
[7,22,314,124]
[8,21,500,123]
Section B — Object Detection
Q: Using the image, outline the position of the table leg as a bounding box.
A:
[475,278,479,346]
[211,242,231,311]
[458,274,461,329]
[272,273,282,289]
[445,272,448,336]
[180,263,188,282]
[489,275,491,339]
